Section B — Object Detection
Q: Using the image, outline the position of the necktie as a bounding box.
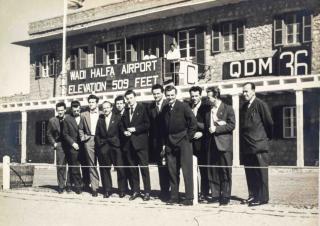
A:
[105,115,109,131]
[156,103,160,114]
[130,107,134,121]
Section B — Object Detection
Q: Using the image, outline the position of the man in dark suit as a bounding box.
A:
[114,95,133,193]
[148,84,170,201]
[188,86,209,202]
[240,82,273,206]
[47,102,71,194]
[79,94,101,197]
[62,101,83,194]
[205,87,235,205]
[162,85,197,206]
[95,101,126,198]
[121,89,151,201]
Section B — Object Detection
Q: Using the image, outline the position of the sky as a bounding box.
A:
[0,0,114,97]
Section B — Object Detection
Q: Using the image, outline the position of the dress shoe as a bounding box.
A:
[166,198,179,205]
[75,188,82,194]
[119,192,126,198]
[208,197,220,203]
[241,197,255,205]
[180,199,193,206]
[65,187,72,193]
[58,188,64,194]
[143,193,150,201]
[219,197,230,206]
[92,190,98,197]
[103,192,111,198]
[198,193,206,202]
[129,192,140,201]
[248,199,268,207]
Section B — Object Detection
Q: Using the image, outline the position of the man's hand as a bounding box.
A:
[124,131,132,137]
[72,143,79,150]
[209,126,216,134]
[193,131,203,139]
[127,127,136,133]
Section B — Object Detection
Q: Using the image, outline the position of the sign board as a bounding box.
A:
[222,45,311,80]
[67,59,162,95]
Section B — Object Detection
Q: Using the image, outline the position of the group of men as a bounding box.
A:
[47,82,273,207]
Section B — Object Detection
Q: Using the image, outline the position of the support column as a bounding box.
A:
[295,89,304,167]
[3,155,10,190]
[192,156,198,205]
[21,110,27,164]
[232,94,240,166]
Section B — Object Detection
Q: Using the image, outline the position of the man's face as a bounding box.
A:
[125,93,136,107]
[102,103,112,115]
[207,91,217,106]
[72,106,81,117]
[56,106,66,118]
[242,84,255,102]
[170,45,175,51]
[152,88,163,103]
[115,100,125,112]
[165,89,176,105]
[190,91,201,106]
[88,98,98,111]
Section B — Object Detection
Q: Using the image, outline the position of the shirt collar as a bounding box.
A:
[212,100,221,110]
[192,100,201,110]
[90,109,99,114]
[249,96,256,106]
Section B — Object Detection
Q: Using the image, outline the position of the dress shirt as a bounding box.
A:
[129,103,137,121]
[210,100,221,129]
[75,116,81,125]
[143,54,157,60]
[248,96,256,108]
[90,110,99,135]
[105,113,112,131]
[156,98,164,113]
[192,101,202,117]
[166,48,181,60]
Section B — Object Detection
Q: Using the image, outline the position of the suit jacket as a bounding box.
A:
[162,100,197,146]
[148,100,167,148]
[79,110,102,142]
[240,97,273,154]
[189,102,208,153]
[47,116,64,145]
[120,103,150,151]
[95,113,121,148]
[63,114,81,148]
[205,102,235,152]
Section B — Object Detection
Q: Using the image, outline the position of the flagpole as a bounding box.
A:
[61,0,68,96]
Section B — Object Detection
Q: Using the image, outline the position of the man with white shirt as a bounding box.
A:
[166,43,181,85]
[143,48,157,60]
[121,90,151,201]
[205,87,235,205]
[79,94,101,197]
[189,86,209,202]
[240,82,273,206]
[148,84,170,201]
[62,101,83,194]
[95,101,126,198]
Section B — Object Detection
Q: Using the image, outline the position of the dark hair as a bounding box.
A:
[170,43,175,46]
[87,94,99,103]
[56,102,66,109]
[206,87,221,99]
[243,82,256,90]
[124,89,136,97]
[114,95,125,104]
[151,84,164,93]
[102,101,113,107]
[164,85,177,94]
[71,100,81,108]
[189,86,202,95]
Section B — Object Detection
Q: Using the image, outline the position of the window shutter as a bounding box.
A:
[274,16,284,47]
[272,106,283,139]
[212,24,221,53]
[35,58,41,79]
[302,13,312,43]
[196,27,206,75]
[236,21,245,51]
[95,45,104,65]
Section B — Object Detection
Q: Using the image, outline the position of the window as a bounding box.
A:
[70,47,88,70]
[95,41,123,65]
[212,21,245,53]
[283,106,296,138]
[178,29,196,60]
[35,54,56,78]
[274,11,312,46]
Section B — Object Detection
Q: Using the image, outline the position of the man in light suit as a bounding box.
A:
[79,94,101,197]
[62,101,83,194]
[188,86,209,202]
[121,90,151,201]
[240,82,273,206]
[95,101,126,198]
[162,85,197,206]
[148,84,170,201]
[205,87,235,205]
[47,102,71,194]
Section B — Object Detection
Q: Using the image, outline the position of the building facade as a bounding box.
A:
[0,0,319,166]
